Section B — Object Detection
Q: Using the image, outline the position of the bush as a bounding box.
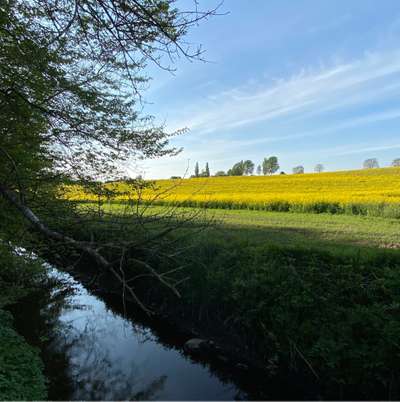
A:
[0,243,48,400]
[0,310,47,400]
[175,237,400,397]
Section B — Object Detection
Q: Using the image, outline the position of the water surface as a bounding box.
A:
[45,269,246,400]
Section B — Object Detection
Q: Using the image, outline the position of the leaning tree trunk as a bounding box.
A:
[0,181,176,314]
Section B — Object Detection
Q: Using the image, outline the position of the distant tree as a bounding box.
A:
[228,161,245,176]
[214,171,226,177]
[392,158,400,167]
[194,162,200,177]
[170,176,181,179]
[293,165,304,174]
[363,158,379,169]
[262,156,280,175]
[243,160,255,175]
[314,164,324,173]
[280,171,286,175]
[205,162,210,177]
[256,165,262,175]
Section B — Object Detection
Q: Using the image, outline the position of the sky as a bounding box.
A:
[131,0,400,179]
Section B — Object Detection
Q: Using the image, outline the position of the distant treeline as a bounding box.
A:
[184,157,400,179]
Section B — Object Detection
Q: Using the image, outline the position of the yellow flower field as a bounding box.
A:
[64,167,400,217]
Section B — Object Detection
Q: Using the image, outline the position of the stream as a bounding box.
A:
[6,250,393,399]
[17,266,251,400]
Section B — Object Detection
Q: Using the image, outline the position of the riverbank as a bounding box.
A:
[0,243,48,400]
[3,202,400,399]
[52,205,400,399]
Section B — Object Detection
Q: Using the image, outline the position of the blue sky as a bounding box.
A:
[131,0,400,179]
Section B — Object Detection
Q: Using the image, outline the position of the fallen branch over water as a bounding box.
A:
[0,181,181,315]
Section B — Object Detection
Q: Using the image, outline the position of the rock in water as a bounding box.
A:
[184,338,209,353]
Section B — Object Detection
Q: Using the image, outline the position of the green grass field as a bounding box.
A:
[98,202,400,253]
[71,201,400,396]
[208,208,400,250]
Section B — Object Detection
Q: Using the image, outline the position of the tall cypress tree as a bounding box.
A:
[205,163,210,177]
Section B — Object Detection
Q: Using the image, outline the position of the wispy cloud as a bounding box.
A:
[223,107,400,149]
[332,142,400,156]
[166,49,400,137]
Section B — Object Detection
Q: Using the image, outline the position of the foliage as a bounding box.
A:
[194,162,200,178]
[243,160,255,175]
[0,243,48,400]
[363,158,379,169]
[227,160,254,176]
[216,245,400,394]
[0,0,219,319]
[164,228,400,396]
[197,162,210,177]
[293,165,305,174]
[214,170,226,176]
[65,167,400,218]
[205,162,210,177]
[0,311,47,401]
[314,163,324,173]
[0,0,218,255]
[392,158,400,167]
[262,156,279,175]
[0,243,47,309]
[228,161,244,176]
[66,210,400,398]
[1,0,215,188]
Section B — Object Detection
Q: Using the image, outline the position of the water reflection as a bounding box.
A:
[47,269,242,400]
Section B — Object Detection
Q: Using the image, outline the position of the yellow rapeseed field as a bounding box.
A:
[64,167,400,216]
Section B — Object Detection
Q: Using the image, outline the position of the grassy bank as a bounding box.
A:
[64,203,400,398]
[0,243,48,400]
[0,311,47,400]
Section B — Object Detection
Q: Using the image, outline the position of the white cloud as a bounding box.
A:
[166,49,400,137]
[226,107,400,149]
[332,142,400,156]
[141,48,400,178]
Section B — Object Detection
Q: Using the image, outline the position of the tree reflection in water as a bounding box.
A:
[44,269,240,401]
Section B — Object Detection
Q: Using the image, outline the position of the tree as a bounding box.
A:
[293,166,305,174]
[214,171,226,177]
[228,161,245,176]
[226,160,254,176]
[205,163,210,177]
[392,158,400,167]
[194,162,200,178]
[256,165,262,175]
[0,0,219,313]
[314,164,324,173]
[363,158,379,169]
[243,160,255,175]
[262,156,280,175]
